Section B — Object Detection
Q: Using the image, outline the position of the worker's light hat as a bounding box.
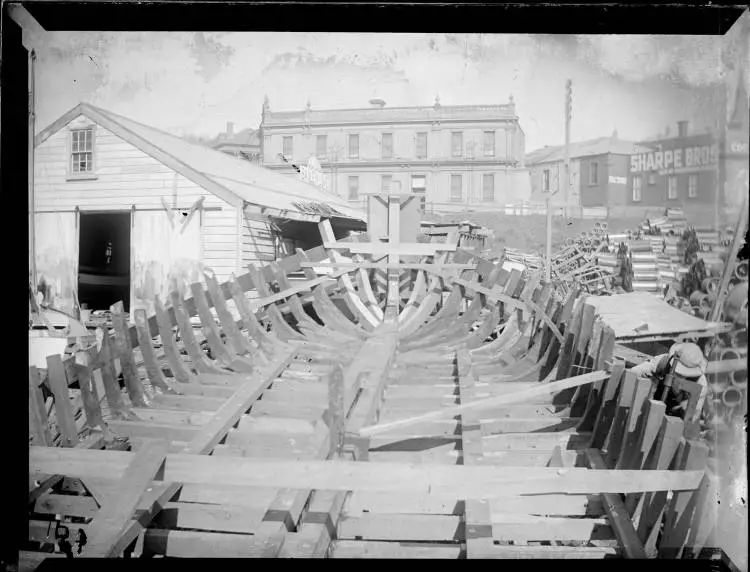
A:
[669,342,707,378]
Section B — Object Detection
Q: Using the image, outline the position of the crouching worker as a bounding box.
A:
[630,342,708,430]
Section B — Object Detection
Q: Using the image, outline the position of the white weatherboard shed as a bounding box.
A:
[33,103,365,316]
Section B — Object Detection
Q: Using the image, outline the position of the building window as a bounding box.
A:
[71,128,94,173]
[416,132,427,159]
[667,175,677,200]
[382,133,393,159]
[543,169,551,193]
[316,135,327,159]
[633,175,642,202]
[412,175,426,211]
[648,172,656,185]
[589,161,599,185]
[688,174,698,198]
[282,136,293,158]
[450,174,462,201]
[348,176,359,201]
[482,174,495,202]
[381,174,392,192]
[348,134,359,159]
[483,131,495,157]
[451,132,463,158]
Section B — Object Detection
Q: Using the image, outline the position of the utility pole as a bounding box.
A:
[545,79,572,281]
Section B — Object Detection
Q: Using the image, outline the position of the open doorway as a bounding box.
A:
[78,211,131,312]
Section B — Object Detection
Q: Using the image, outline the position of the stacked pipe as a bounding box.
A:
[705,346,748,425]
[630,241,661,292]
[666,207,689,232]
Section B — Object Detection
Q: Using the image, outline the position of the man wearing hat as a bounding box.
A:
[630,342,708,424]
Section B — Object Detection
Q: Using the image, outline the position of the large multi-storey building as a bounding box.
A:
[259,96,531,213]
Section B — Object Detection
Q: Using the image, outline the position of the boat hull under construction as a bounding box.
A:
[27,211,722,562]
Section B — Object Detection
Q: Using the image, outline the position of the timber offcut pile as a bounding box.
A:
[26,200,727,563]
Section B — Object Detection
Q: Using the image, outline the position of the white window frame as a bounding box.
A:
[348,133,360,159]
[450,173,462,201]
[482,173,495,202]
[667,175,678,200]
[282,136,293,158]
[68,125,98,180]
[688,174,698,198]
[451,132,463,158]
[416,132,428,159]
[543,169,551,193]
[382,133,393,159]
[632,175,642,202]
[411,174,427,211]
[483,131,495,157]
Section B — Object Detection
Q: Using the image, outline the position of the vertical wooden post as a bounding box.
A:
[327,366,345,459]
[385,195,401,322]
[110,303,148,408]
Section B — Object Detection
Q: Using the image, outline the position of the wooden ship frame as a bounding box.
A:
[26,190,721,564]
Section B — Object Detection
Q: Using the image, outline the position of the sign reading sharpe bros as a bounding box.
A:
[630,144,719,175]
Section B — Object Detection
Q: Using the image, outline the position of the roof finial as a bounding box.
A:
[434,93,441,108]
[612,127,618,139]
[306,98,312,111]
[508,93,514,104]
[263,95,270,111]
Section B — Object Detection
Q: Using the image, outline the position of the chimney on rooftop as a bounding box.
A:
[677,120,688,138]
[226,122,235,136]
[369,99,386,109]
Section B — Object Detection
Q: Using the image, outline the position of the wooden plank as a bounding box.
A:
[465,498,494,558]
[635,416,685,553]
[279,489,348,558]
[189,280,241,368]
[613,378,653,469]
[132,309,173,393]
[589,362,624,449]
[337,513,462,542]
[181,347,296,455]
[303,261,476,270]
[331,540,461,559]
[617,398,667,472]
[586,449,648,558]
[30,448,705,497]
[658,440,710,558]
[154,501,266,534]
[29,367,53,447]
[45,355,79,447]
[152,296,193,384]
[603,370,638,467]
[323,241,457,255]
[358,370,609,437]
[203,271,254,356]
[72,361,108,435]
[227,275,287,357]
[81,439,170,558]
[247,263,304,342]
[110,303,148,407]
[470,545,619,559]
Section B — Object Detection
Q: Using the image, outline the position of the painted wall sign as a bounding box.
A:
[630,144,719,174]
[608,175,627,185]
[299,156,330,193]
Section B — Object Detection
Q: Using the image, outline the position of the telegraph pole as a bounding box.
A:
[545,79,572,281]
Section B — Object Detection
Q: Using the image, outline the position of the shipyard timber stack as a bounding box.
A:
[27,191,722,563]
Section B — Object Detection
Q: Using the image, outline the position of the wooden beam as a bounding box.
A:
[181,347,296,455]
[586,449,648,559]
[323,241,457,255]
[81,439,170,558]
[357,370,610,438]
[301,262,476,270]
[29,448,706,498]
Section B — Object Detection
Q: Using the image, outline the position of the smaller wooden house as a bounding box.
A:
[33,103,365,315]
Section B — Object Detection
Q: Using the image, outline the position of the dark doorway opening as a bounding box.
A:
[78,212,131,312]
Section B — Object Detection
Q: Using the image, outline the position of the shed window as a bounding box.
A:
[589,161,599,185]
[71,128,94,173]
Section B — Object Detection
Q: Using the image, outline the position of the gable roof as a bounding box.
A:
[213,127,260,149]
[36,103,365,223]
[525,137,648,165]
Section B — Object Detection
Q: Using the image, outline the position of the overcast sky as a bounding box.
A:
[32,32,725,151]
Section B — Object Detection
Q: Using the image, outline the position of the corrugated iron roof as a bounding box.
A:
[526,137,649,165]
[36,103,366,223]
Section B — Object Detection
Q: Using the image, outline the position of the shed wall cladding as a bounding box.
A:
[34,115,237,310]
[241,208,276,268]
